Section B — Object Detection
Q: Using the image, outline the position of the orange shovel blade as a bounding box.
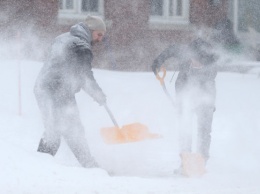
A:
[100,122,161,144]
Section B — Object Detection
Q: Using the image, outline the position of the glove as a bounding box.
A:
[94,90,107,106]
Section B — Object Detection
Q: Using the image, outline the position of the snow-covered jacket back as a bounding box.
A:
[151,38,218,105]
[34,22,104,102]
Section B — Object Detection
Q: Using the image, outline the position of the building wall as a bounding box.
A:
[0,0,33,38]
[0,0,58,59]
[0,0,229,69]
[190,0,228,27]
[103,0,228,70]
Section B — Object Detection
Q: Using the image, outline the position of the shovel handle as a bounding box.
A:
[104,104,119,128]
[155,67,175,107]
[156,67,166,85]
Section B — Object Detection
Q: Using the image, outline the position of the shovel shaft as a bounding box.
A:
[161,82,175,106]
[156,67,175,106]
[104,104,119,128]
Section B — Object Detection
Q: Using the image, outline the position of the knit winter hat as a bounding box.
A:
[85,15,106,31]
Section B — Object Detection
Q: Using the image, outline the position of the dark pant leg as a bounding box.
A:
[175,92,194,154]
[196,105,215,160]
[63,132,97,168]
[35,91,61,156]
[59,98,98,168]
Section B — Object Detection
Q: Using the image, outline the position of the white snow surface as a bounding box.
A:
[0,60,260,194]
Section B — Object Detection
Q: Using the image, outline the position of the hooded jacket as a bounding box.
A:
[34,22,104,103]
[152,38,218,104]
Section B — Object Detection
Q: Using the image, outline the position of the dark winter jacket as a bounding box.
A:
[34,22,105,104]
[152,38,218,98]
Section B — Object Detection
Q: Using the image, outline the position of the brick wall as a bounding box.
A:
[190,0,228,27]
[0,0,229,69]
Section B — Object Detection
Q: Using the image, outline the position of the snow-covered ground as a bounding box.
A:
[0,60,260,194]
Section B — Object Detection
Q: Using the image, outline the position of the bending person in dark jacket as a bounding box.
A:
[34,15,107,168]
[152,38,218,173]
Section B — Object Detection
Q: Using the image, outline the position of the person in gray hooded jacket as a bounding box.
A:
[152,38,218,173]
[34,15,106,168]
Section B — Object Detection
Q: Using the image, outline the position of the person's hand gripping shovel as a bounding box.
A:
[100,104,161,144]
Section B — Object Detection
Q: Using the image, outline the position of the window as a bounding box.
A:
[229,0,260,34]
[81,0,98,12]
[58,0,104,23]
[150,0,190,24]
[209,0,221,6]
[59,0,76,13]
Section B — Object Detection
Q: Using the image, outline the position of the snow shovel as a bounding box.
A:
[155,67,175,106]
[100,104,161,144]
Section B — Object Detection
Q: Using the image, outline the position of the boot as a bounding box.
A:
[37,138,60,156]
[175,152,206,177]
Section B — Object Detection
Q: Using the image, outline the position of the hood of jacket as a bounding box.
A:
[70,22,92,50]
